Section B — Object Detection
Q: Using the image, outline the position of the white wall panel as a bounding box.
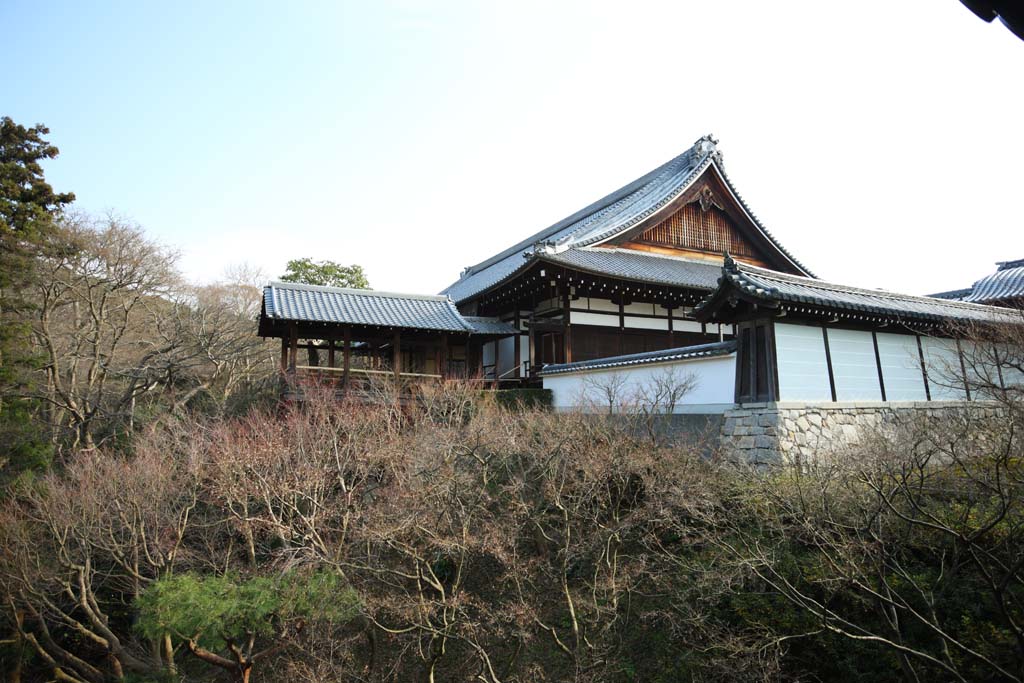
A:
[673,320,704,334]
[570,311,619,327]
[624,316,669,331]
[623,302,656,315]
[828,328,882,401]
[876,332,927,401]
[587,298,619,313]
[998,343,1024,389]
[775,323,832,401]
[544,355,736,413]
[921,337,967,400]
[497,336,517,377]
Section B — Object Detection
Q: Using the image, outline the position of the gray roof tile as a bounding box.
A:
[264,282,474,332]
[541,248,724,290]
[932,258,1024,305]
[440,135,810,305]
[697,256,1020,325]
[462,316,520,336]
[541,340,737,375]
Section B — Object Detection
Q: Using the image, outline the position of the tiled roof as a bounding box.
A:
[541,248,724,291]
[440,135,809,305]
[462,316,520,336]
[263,282,474,332]
[930,258,1024,305]
[541,340,737,376]
[696,256,1021,325]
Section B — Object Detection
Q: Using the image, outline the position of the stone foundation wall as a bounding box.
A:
[719,401,1001,464]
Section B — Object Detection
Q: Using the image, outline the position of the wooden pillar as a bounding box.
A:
[562,290,572,364]
[618,299,625,355]
[513,310,521,379]
[493,335,500,388]
[288,324,298,371]
[343,326,351,387]
[437,333,448,379]
[475,339,484,379]
[528,318,536,378]
[393,330,401,379]
[667,305,675,347]
[328,339,336,368]
[280,337,288,372]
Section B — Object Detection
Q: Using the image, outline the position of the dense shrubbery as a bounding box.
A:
[2,374,1022,682]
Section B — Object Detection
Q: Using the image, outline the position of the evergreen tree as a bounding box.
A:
[0,117,75,487]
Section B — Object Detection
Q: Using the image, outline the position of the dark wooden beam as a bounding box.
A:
[343,326,351,387]
[288,324,298,371]
[393,330,401,379]
[513,310,521,379]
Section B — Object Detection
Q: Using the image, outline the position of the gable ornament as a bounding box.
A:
[696,186,723,213]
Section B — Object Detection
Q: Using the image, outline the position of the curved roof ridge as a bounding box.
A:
[458,143,703,279]
[270,281,451,301]
[569,152,714,247]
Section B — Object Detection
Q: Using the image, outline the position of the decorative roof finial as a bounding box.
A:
[722,251,739,272]
[694,134,723,166]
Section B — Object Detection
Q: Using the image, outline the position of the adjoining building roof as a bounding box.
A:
[929,258,1024,306]
[440,135,810,305]
[695,255,1021,325]
[462,316,520,336]
[263,282,474,332]
[540,340,737,376]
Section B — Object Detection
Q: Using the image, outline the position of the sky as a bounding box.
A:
[3,0,1022,297]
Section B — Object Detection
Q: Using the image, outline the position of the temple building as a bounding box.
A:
[260,136,816,386]
[258,134,1021,457]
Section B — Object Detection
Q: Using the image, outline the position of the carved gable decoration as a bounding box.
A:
[634,190,759,259]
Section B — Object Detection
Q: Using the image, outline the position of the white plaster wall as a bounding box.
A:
[921,336,967,400]
[543,354,736,413]
[570,311,618,327]
[875,332,928,401]
[624,316,669,331]
[828,328,883,401]
[775,323,832,401]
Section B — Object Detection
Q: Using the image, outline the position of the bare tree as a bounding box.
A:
[0,420,201,681]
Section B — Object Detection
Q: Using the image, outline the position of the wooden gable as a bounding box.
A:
[635,200,760,260]
[603,169,797,271]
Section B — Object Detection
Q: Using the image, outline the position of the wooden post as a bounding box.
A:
[493,336,501,388]
[343,326,351,387]
[439,333,449,380]
[475,339,484,379]
[393,330,401,379]
[288,324,298,371]
[562,290,572,364]
[528,318,536,378]
[667,305,675,347]
[280,337,288,372]
[328,339,336,369]
[513,310,521,380]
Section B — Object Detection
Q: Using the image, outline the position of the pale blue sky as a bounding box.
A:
[4,1,1022,296]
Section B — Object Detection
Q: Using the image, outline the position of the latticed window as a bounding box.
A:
[639,203,757,258]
